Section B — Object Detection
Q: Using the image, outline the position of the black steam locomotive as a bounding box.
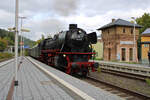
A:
[29,24,98,77]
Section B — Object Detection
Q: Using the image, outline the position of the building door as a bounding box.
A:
[108,48,111,60]
[121,48,126,61]
[129,48,133,61]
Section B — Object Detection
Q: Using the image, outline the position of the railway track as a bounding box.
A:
[100,69,149,81]
[82,76,150,100]
[95,61,150,77]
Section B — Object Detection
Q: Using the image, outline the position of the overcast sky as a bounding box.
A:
[0,0,150,41]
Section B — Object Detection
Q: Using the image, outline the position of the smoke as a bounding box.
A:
[51,0,80,16]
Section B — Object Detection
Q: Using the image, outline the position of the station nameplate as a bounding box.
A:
[120,41,134,44]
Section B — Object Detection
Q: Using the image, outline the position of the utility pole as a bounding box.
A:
[131,17,136,62]
[14,0,19,86]
[19,16,26,57]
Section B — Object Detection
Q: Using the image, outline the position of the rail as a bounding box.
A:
[85,76,150,100]
[94,60,150,77]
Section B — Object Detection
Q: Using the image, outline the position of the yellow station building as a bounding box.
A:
[141,28,150,63]
[92,39,103,60]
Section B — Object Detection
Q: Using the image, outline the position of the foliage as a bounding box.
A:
[35,34,45,44]
[0,28,35,49]
[97,67,101,73]
[23,37,36,48]
[136,13,150,33]
[0,38,8,52]
[145,78,150,86]
[0,52,13,59]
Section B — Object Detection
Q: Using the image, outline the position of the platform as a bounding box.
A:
[27,57,124,100]
[0,57,124,100]
[0,58,15,100]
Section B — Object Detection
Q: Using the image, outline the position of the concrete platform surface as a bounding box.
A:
[28,57,124,100]
[13,58,74,100]
[0,59,15,100]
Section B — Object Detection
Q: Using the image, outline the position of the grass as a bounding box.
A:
[146,78,150,86]
[0,52,14,60]
[97,66,101,73]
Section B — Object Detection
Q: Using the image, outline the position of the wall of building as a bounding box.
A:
[116,26,139,35]
[141,36,150,60]
[101,26,139,62]
[92,39,103,59]
[117,44,137,62]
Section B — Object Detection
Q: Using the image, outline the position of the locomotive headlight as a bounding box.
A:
[78,30,82,34]
[63,54,66,57]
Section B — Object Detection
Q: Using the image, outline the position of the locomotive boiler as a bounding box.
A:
[29,24,99,77]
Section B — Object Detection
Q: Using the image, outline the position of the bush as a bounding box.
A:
[0,52,13,60]
[146,78,150,86]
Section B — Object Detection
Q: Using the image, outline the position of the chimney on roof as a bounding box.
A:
[112,19,115,22]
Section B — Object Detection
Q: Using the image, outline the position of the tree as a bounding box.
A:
[136,13,150,33]
[0,38,8,52]
[41,34,45,40]
[3,37,14,45]
[36,34,45,44]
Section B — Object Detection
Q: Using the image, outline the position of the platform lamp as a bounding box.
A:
[18,16,27,57]
[131,17,136,62]
[14,0,19,86]
[20,28,30,56]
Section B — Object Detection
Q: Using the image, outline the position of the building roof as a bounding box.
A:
[142,28,150,36]
[97,19,142,30]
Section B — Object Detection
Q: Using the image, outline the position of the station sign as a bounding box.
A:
[120,41,134,45]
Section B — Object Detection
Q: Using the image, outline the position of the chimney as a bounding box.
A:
[112,19,115,22]
[69,24,77,30]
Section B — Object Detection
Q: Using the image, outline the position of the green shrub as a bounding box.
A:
[97,66,101,73]
[0,52,13,60]
[146,78,150,86]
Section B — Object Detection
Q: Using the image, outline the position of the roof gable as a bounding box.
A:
[142,28,150,36]
[97,19,142,30]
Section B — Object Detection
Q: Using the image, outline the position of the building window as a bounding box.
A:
[129,48,133,61]
[123,28,125,33]
[144,44,149,47]
[108,48,111,60]
[121,48,126,61]
[108,30,109,34]
[131,29,133,34]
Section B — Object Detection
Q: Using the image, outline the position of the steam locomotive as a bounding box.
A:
[29,24,99,77]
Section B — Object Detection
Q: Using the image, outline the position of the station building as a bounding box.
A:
[92,39,103,60]
[141,28,150,63]
[97,19,142,62]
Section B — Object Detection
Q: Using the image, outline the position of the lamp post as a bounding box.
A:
[131,17,136,62]
[14,0,19,86]
[21,28,30,56]
[19,16,26,57]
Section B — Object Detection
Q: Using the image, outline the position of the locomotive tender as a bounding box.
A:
[29,24,99,77]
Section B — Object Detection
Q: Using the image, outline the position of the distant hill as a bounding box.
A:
[0,28,35,51]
